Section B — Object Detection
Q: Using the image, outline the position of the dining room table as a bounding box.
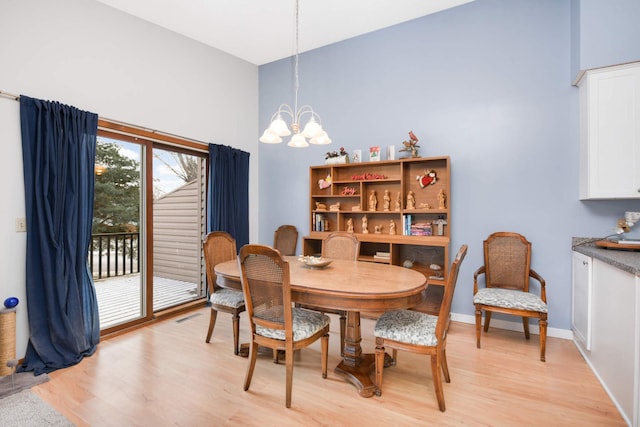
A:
[214,255,427,398]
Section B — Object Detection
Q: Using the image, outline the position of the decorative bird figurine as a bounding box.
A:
[399,131,420,157]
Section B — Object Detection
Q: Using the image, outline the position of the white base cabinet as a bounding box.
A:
[573,252,640,426]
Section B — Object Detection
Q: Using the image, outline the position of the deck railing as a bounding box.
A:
[89,232,140,279]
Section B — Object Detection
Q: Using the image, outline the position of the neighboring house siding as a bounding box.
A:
[153,180,202,286]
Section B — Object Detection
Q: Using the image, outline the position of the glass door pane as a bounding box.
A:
[92,136,145,329]
[152,147,206,311]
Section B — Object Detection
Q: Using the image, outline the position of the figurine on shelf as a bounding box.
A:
[399,130,420,158]
[369,190,377,211]
[434,217,447,236]
[389,220,396,235]
[346,218,354,233]
[395,192,401,211]
[362,215,369,234]
[383,189,391,211]
[329,202,341,212]
[315,202,327,211]
[406,190,416,210]
[437,189,447,210]
[374,225,382,234]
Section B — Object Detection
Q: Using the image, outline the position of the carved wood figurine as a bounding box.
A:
[406,191,416,210]
[362,215,369,234]
[383,189,391,211]
[369,190,377,211]
[437,189,446,210]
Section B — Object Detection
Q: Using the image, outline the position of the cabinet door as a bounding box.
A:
[571,251,592,351]
[579,63,640,199]
[590,259,638,424]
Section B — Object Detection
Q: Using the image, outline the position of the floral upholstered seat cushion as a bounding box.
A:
[473,288,547,313]
[374,310,438,347]
[210,288,245,308]
[257,308,330,341]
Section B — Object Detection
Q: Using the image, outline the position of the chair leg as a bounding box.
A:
[539,317,547,362]
[522,317,530,340]
[391,349,398,365]
[243,341,259,391]
[232,312,241,355]
[483,311,492,332]
[474,306,482,348]
[205,309,218,343]
[285,348,294,408]
[339,312,346,357]
[374,344,386,397]
[321,334,329,379]
[430,354,446,412]
[440,347,451,383]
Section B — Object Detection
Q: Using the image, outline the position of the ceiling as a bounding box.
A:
[95,0,474,65]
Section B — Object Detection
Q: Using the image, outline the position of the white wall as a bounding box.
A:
[0,0,259,357]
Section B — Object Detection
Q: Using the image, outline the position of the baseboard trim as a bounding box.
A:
[451,313,573,340]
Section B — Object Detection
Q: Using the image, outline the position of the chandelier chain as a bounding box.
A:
[294,0,300,117]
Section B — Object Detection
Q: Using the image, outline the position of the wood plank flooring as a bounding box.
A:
[32,308,626,426]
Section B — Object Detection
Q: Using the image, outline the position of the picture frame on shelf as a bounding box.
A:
[352,149,362,163]
[369,146,381,162]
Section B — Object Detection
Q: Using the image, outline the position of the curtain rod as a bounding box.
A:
[0,90,20,101]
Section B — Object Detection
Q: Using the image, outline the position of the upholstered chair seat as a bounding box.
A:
[209,288,245,308]
[256,308,330,341]
[374,310,438,347]
[473,288,548,313]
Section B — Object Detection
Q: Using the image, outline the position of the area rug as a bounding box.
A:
[0,389,74,426]
[0,372,50,399]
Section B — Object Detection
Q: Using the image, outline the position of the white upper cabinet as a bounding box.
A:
[578,62,640,199]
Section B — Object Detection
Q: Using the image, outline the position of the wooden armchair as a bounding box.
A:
[273,224,298,256]
[473,232,548,361]
[203,231,245,355]
[238,244,330,408]
[374,245,468,412]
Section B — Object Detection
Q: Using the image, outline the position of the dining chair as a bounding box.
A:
[203,231,245,355]
[300,232,359,356]
[238,244,330,408]
[473,231,548,361]
[373,244,467,412]
[273,224,298,256]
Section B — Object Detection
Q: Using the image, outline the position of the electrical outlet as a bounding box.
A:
[15,217,26,232]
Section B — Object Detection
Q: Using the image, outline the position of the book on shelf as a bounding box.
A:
[373,251,390,260]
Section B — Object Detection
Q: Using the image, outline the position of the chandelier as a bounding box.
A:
[259,0,331,148]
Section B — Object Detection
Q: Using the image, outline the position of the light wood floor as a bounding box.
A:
[32,307,626,427]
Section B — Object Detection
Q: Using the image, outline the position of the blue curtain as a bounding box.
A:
[208,144,250,247]
[18,95,100,375]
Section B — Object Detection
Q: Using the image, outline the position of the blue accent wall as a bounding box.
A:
[258,0,640,330]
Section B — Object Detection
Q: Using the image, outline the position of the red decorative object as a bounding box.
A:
[351,172,386,180]
[416,169,437,188]
[341,186,356,195]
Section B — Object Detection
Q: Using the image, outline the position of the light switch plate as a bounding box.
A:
[15,217,26,232]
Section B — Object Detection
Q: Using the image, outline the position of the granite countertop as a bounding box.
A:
[572,237,640,276]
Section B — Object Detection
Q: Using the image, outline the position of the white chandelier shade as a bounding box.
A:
[259,0,331,148]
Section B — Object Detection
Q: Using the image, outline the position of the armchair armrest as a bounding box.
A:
[473,266,486,294]
[529,268,546,302]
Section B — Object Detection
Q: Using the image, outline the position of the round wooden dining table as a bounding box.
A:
[214,256,427,398]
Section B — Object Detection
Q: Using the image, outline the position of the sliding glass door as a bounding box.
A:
[92,129,207,333]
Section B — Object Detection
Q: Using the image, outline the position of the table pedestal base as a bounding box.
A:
[334,353,394,398]
[335,354,377,398]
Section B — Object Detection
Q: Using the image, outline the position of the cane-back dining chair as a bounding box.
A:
[300,232,359,356]
[374,244,467,412]
[238,244,330,408]
[273,224,299,256]
[203,231,245,355]
[473,232,548,361]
